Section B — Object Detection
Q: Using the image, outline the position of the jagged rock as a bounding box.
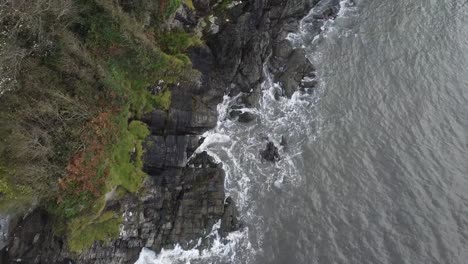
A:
[188,151,220,169]
[280,135,287,147]
[186,135,202,157]
[206,0,321,100]
[229,106,256,123]
[229,109,242,119]
[277,48,316,97]
[260,141,280,162]
[142,109,167,135]
[311,0,341,20]
[142,135,192,170]
[220,197,241,236]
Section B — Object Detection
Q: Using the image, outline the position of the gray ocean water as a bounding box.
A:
[136,0,468,263]
[256,0,468,263]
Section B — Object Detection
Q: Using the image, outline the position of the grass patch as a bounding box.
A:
[68,211,121,253]
[158,29,203,55]
[0,176,33,211]
[0,178,31,200]
[153,89,172,110]
[164,0,184,18]
[108,119,149,193]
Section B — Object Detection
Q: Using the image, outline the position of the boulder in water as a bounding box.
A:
[260,142,280,162]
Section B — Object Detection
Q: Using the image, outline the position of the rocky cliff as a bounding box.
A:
[1,0,343,263]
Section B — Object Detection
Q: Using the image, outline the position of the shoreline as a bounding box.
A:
[1,0,344,263]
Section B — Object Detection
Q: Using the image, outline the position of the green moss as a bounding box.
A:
[107,119,149,193]
[153,89,172,110]
[174,54,191,65]
[129,120,150,139]
[184,0,195,10]
[68,211,121,253]
[114,186,129,199]
[65,120,149,252]
[165,0,183,18]
[158,30,203,55]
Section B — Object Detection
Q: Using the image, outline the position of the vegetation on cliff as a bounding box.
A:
[0,0,202,252]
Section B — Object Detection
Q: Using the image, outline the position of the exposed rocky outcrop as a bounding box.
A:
[1,0,344,263]
[205,0,343,105]
[229,107,256,123]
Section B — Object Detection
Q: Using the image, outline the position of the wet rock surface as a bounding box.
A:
[261,142,281,162]
[238,112,256,123]
[205,0,342,122]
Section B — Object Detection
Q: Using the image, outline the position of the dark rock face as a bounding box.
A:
[205,0,342,100]
[260,142,281,162]
[2,80,238,264]
[220,197,241,236]
[2,0,344,263]
[143,135,189,170]
[3,162,235,264]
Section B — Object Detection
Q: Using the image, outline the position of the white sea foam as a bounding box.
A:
[135,222,252,264]
[287,0,356,48]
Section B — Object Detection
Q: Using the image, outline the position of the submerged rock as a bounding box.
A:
[238,112,256,123]
[260,142,280,162]
[229,105,256,123]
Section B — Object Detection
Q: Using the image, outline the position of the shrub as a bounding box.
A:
[158,29,203,55]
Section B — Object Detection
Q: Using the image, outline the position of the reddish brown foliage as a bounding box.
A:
[59,111,117,200]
